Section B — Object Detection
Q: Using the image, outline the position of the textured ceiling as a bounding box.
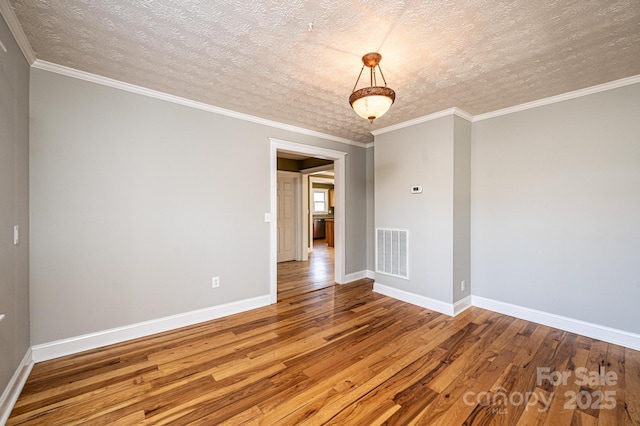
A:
[8,0,640,143]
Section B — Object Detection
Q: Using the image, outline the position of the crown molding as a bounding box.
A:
[472,74,640,122]
[368,74,640,140]
[12,36,639,147]
[0,0,35,64]
[31,59,368,148]
[451,107,474,122]
[371,107,473,136]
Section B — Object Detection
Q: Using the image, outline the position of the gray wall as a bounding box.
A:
[344,145,368,274]
[365,146,375,272]
[472,83,640,333]
[0,17,30,395]
[452,116,471,303]
[375,116,461,303]
[30,68,369,344]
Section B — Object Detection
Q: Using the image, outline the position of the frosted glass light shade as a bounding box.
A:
[349,86,396,123]
[351,94,393,121]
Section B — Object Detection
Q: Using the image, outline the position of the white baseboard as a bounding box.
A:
[344,270,375,283]
[373,284,640,350]
[31,295,272,363]
[453,295,473,316]
[472,296,640,351]
[373,283,458,316]
[0,348,34,425]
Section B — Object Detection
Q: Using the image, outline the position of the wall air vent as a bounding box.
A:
[376,228,409,279]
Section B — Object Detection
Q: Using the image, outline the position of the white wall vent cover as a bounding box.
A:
[376,228,409,279]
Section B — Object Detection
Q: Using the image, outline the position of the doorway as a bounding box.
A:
[269,138,347,304]
[277,167,335,300]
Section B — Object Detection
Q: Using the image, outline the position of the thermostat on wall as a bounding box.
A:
[411,186,423,194]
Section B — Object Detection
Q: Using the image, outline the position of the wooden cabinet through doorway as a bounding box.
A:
[326,219,334,247]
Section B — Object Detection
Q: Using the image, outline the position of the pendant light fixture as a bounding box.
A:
[349,52,396,123]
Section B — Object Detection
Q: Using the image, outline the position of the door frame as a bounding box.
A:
[269,138,347,303]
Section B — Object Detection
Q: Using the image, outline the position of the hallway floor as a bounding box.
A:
[277,239,334,301]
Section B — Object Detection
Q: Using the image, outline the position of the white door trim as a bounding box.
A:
[301,173,310,260]
[269,138,347,304]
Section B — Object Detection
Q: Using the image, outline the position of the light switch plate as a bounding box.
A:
[13,225,19,245]
[411,186,423,194]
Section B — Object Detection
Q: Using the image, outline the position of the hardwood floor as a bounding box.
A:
[8,279,640,425]
[277,239,334,301]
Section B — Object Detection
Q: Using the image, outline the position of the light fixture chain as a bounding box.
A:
[377,65,388,87]
[351,65,366,93]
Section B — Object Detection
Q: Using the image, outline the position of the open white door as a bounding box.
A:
[277,172,296,262]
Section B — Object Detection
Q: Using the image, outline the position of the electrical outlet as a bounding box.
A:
[212,276,220,288]
[461,280,466,292]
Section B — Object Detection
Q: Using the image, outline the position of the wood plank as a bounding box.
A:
[537,335,592,426]
[277,239,334,301]
[7,279,640,425]
[624,347,640,425]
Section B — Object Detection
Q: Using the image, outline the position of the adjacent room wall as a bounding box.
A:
[29,68,369,345]
[0,16,30,397]
[471,83,640,333]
